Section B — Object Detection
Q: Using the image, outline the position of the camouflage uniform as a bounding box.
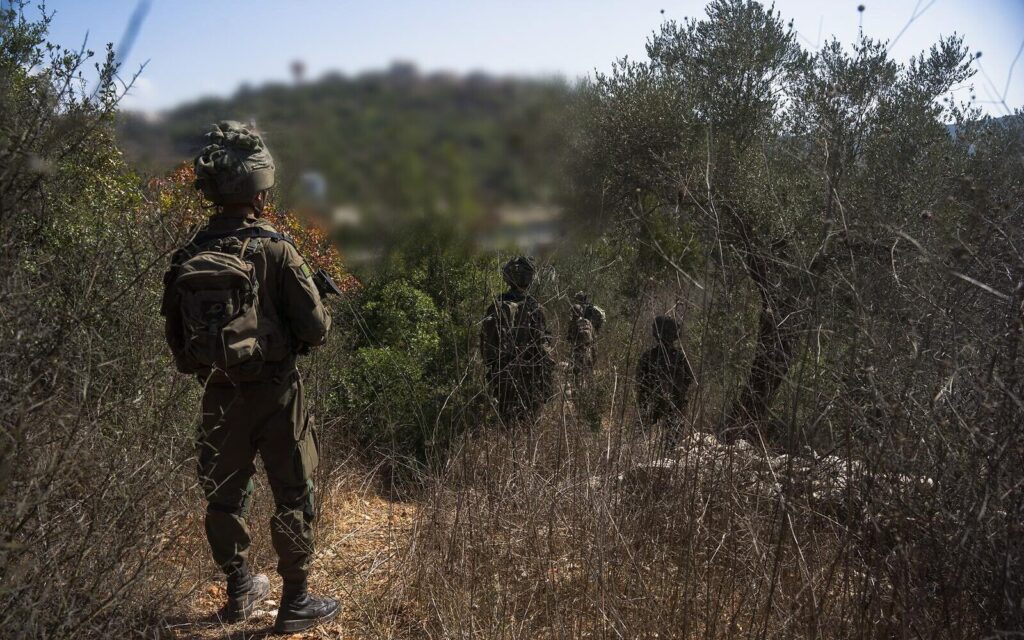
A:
[161,123,335,630]
[481,257,554,427]
[566,292,605,389]
[166,213,330,586]
[636,316,694,442]
[566,304,596,390]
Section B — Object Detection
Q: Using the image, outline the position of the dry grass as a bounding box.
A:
[159,464,420,640]
[402,400,1010,639]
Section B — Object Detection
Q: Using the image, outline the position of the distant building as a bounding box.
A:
[290,60,306,84]
[299,171,327,204]
[331,205,361,227]
[480,204,561,254]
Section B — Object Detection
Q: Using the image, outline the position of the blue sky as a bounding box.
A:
[34,0,1024,114]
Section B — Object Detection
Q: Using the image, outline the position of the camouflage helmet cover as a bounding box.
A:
[502,256,536,290]
[653,315,679,343]
[193,121,275,204]
[573,291,590,305]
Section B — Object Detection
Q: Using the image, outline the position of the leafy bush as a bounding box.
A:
[0,6,202,637]
[332,218,498,469]
[339,280,443,454]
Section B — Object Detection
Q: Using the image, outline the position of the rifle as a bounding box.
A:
[313,268,343,298]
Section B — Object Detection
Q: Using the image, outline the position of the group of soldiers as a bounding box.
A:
[479,255,695,436]
[159,122,695,634]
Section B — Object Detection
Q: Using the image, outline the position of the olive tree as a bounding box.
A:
[572,0,974,440]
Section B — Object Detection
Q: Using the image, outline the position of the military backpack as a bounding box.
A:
[166,227,291,376]
[481,298,526,368]
[583,304,606,333]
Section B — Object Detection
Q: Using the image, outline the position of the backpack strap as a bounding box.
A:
[190,226,296,249]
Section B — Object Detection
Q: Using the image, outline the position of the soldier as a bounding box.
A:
[566,303,596,392]
[573,291,606,334]
[636,316,695,444]
[566,291,606,389]
[160,121,338,634]
[480,256,555,427]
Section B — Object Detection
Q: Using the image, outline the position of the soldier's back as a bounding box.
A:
[193,215,288,303]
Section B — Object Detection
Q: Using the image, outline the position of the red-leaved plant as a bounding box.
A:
[149,164,358,292]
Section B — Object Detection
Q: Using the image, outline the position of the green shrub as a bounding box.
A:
[339,281,443,455]
[334,221,496,468]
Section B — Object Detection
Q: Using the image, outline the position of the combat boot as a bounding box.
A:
[220,569,270,623]
[273,580,339,634]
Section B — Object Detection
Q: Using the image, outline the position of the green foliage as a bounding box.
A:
[359,281,443,355]
[1,5,201,637]
[571,0,977,429]
[340,344,434,453]
[562,4,1023,631]
[3,2,1021,636]
[117,69,569,211]
[338,278,445,459]
[333,216,495,466]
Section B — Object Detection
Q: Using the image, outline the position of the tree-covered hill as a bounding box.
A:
[117,64,570,213]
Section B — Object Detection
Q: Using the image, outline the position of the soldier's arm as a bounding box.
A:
[534,302,554,346]
[535,304,556,370]
[160,250,189,369]
[480,303,499,368]
[160,269,182,342]
[279,242,332,349]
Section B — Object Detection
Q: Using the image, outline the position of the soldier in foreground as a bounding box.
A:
[480,256,555,427]
[636,316,695,445]
[160,122,338,634]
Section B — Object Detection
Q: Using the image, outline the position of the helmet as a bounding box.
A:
[573,291,590,305]
[502,256,536,290]
[653,315,679,343]
[193,121,275,204]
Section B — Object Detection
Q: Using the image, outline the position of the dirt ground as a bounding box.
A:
[161,476,420,640]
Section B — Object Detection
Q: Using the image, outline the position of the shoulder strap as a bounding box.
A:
[190,226,296,249]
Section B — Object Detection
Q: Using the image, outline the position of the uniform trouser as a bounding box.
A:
[570,347,595,389]
[640,400,686,448]
[488,369,547,428]
[197,370,319,586]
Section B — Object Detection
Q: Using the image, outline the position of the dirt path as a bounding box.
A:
[164,480,418,639]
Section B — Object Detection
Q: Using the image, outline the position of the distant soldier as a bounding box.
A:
[567,303,596,390]
[636,316,694,443]
[566,291,606,388]
[160,121,338,633]
[573,291,606,334]
[481,256,555,427]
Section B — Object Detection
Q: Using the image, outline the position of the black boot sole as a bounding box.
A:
[273,604,339,634]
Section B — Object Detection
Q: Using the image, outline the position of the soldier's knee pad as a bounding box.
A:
[274,481,315,521]
[203,477,254,516]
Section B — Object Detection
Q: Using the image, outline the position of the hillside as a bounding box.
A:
[117,64,570,213]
